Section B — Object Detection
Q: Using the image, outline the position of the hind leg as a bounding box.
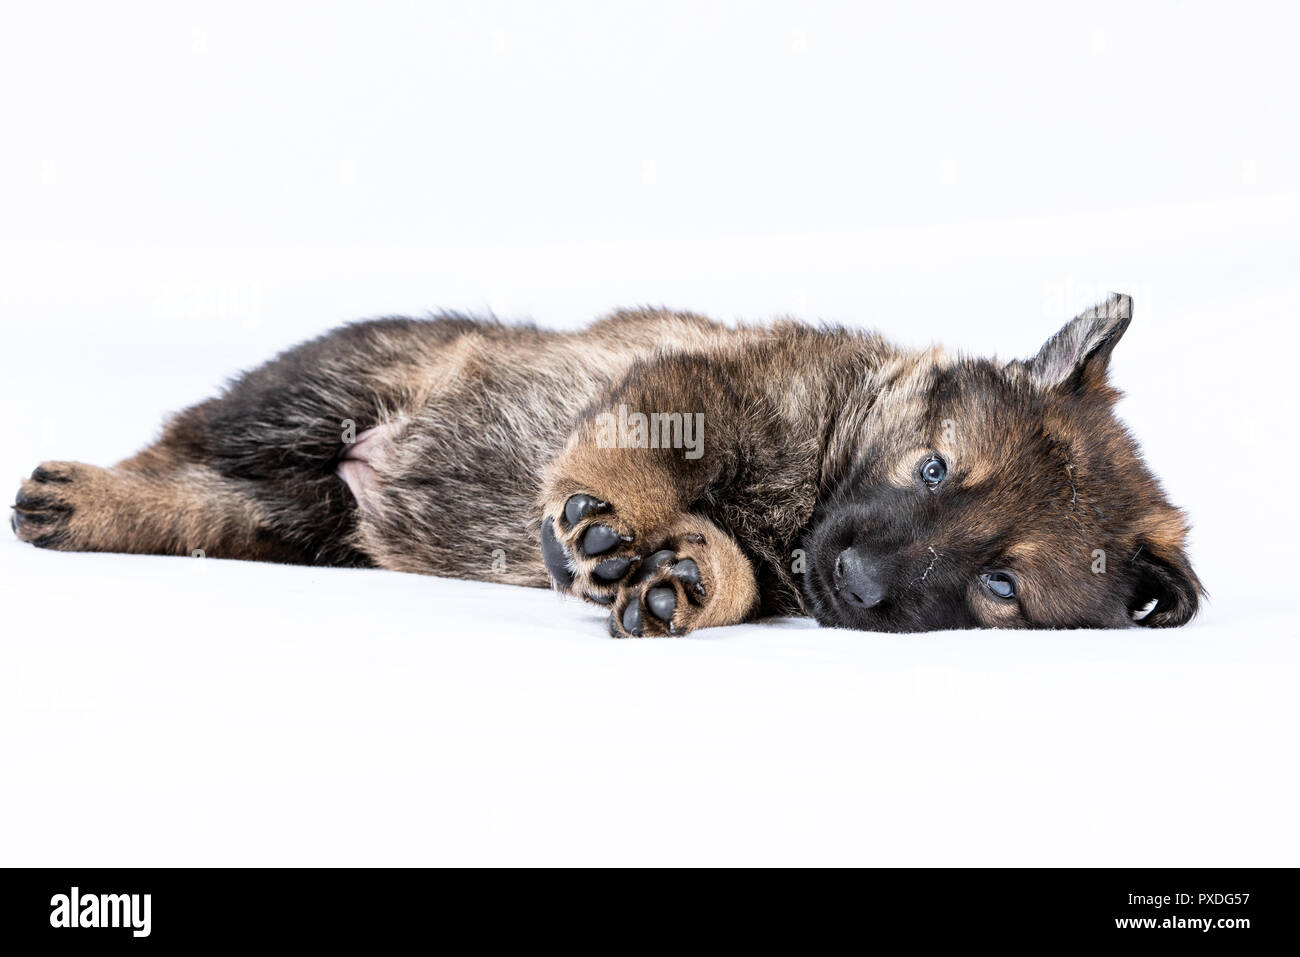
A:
[12,449,312,561]
[13,393,366,564]
[10,317,468,564]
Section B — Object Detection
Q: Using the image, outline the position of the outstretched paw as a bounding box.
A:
[12,463,87,549]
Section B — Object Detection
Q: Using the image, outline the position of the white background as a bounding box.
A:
[1,1,1296,865]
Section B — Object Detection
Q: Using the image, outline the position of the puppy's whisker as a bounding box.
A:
[916,546,939,585]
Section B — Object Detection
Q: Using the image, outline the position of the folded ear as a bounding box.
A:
[1127,542,1203,628]
[1020,292,1132,395]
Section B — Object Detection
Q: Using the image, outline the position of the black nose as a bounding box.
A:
[834,548,885,608]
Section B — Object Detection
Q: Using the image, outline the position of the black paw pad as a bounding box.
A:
[645,586,677,623]
[563,494,608,527]
[540,517,574,588]
[581,523,622,556]
[671,558,705,598]
[671,558,700,585]
[621,599,644,636]
[593,557,632,580]
[629,549,676,585]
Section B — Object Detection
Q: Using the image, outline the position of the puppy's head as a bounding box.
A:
[803,294,1202,632]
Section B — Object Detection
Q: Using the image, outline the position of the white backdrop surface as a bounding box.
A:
[1,1,1296,865]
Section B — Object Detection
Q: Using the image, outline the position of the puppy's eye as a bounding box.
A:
[920,455,947,488]
[981,571,1017,600]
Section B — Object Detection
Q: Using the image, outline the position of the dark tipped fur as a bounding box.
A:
[13,296,1202,635]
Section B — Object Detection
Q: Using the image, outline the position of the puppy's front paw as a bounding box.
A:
[540,486,759,637]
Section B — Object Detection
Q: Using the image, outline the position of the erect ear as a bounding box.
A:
[1019,292,1132,395]
[1127,541,1203,628]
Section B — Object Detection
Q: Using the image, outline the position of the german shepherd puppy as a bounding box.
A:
[11,293,1201,636]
